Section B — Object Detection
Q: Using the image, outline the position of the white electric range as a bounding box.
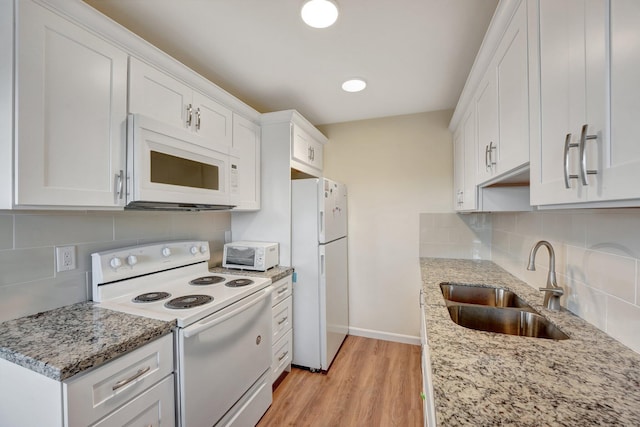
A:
[92,240,273,427]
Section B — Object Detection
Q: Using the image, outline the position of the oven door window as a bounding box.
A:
[226,247,255,266]
[150,151,219,190]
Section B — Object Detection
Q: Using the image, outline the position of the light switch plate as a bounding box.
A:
[56,245,77,272]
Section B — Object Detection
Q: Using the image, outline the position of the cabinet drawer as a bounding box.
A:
[272,296,292,344]
[91,374,175,427]
[65,334,174,427]
[271,275,292,306]
[271,329,292,383]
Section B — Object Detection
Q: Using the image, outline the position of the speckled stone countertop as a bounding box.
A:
[210,265,294,283]
[421,258,640,426]
[0,302,175,381]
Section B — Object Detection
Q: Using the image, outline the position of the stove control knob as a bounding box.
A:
[199,245,208,254]
[161,247,171,257]
[109,257,122,269]
[126,255,138,266]
[190,246,198,255]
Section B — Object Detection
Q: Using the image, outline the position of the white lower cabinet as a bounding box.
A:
[271,275,293,384]
[0,334,175,427]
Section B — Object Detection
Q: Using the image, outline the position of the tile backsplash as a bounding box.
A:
[420,210,640,354]
[0,210,230,323]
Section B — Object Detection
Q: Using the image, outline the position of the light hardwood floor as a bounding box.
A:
[257,335,423,427]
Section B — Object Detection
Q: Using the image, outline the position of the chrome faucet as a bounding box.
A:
[527,240,563,311]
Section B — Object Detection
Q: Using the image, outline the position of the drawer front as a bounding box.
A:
[91,374,175,427]
[65,333,174,427]
[271,275,292,306]
[271,329,292,383]
[272,296,292,344]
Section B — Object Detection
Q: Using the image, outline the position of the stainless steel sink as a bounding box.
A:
[440,283,532,309]
[446,304,569,340]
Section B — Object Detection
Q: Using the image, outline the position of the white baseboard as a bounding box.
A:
[348,327,421,346]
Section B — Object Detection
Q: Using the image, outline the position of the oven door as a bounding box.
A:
[127,114,231,206]
[177,286,273,427]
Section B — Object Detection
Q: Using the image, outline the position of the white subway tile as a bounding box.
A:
[565,276,607,331]
[0,247,54,287]
[0,214,13,250]
[0,272,87,323]
[541,211,586,247]
[567,248,635,303]
[15,213,114,248]
[606,296,640,354]
[585,211,640,258]
[492,213,516,232]
[114,212,173,241]
[514,212,543,236]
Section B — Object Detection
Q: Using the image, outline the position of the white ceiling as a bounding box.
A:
[84,0,498,125]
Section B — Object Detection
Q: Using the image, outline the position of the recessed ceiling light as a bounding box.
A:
[301,0,339,29]
[342,79,367,93]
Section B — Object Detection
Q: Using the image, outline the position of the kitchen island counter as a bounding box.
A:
[0,302,175,381]
[421,258,640,426]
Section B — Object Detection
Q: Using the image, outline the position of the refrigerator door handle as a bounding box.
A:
[319,211,324,234]
[320,254,325,276]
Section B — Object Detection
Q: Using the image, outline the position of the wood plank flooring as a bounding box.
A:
[257,335,423,427]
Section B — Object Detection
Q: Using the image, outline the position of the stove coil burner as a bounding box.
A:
[225,278,255,288]
[132,292,171,303]
[164,295,214,309]
[189,276,226,286]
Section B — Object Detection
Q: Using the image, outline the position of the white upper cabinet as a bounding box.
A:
[475,72,499,184]
[495,1,529,176]
[230,114,261,211]
[599,0,640,202]
[529,0,607,205]
[291,124,323,176]
[14,0,127,208]
[454,108,478,211]
[129,57,232,149]
[476,0,529,185]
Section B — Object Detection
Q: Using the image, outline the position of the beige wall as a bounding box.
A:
[319,110,453,341]
[0,210,230,322]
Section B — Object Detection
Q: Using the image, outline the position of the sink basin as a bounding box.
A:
[446,304,569,340]
[440,283,532,309]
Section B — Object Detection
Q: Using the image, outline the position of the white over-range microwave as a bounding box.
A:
[223,241,279,271]
[126,114,235,210]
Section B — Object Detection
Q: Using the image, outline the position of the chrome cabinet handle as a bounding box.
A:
[485,145,490,171]
[489,141,497,168]
[278,351,289,361]
[185,104,193,127]
[277,316,288,325]
[579,124,598,185]
[115,170,124,200]
[195,108,201,131]
[563,133,579,189]
[277,287,288,294]
[112,366,151,391]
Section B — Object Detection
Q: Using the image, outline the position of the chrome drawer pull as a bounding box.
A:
[563,133,579,189]
[277,316,288,325]
[112,366,151,391]
[278,351,289,361]
[579,124,598,185]
[277,287,288,294]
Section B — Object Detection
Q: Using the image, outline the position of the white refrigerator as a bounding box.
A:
[291,178,349,372]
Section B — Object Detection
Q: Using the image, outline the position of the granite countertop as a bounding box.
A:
[0,302,175,381]
[421,258,640,426]
[210,265,294,283]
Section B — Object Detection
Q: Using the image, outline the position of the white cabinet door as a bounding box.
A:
[292,124,323,176]
[598,0,640,202]
[193,90,233,147]
[453,109,477,211]
[530,0,607,205]
[230,114,261,210]
[475,71,499,184]
[495,0,529,176]
[16,0,127,207]
[129,57,191,132]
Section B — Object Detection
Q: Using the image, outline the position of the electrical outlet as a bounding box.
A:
[56,246,77,272]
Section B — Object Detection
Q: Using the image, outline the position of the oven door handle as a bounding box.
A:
[183,286,273,338]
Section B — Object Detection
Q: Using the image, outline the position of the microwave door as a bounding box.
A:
[129,114,231,207]
[226,247,255,266]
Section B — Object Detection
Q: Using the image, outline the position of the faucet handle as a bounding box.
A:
[539,287,564,296]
